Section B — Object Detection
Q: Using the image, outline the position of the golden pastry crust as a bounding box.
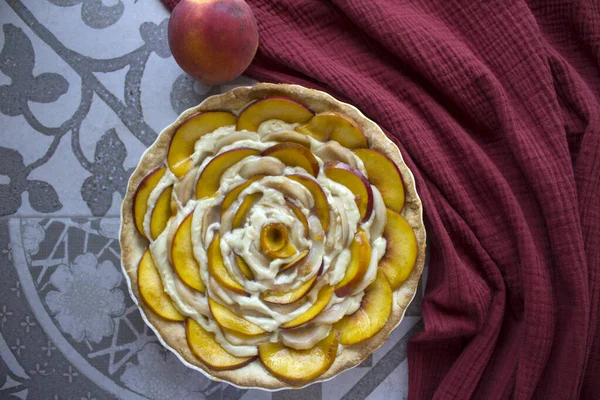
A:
[120,83,426,389]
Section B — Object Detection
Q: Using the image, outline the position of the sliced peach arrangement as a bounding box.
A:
[335,228,371,297]
[186,318,256,371]
[129,92,422,387]
[221,175,263,216]
[208,233,248,295]
[237,97,314,132]
[137,250,184,322]
[235,255,255,280]
[149,185,173,240]
[261,266,320,305]
[281,285,334,329]
[287,175,330,233]
[279,250,309,272]
[223,328,270,345]
[171,213,205,293]
[168,111,237,178]
[324,161,373,222]
[296,112,368,149]
[285,199,309,237]
[262,130,311,148]
[209,297,267,336]
[354,148,405,212]
[334,270,392,345]
[196,148,260,199]
[239,156,286,178]
[258,329,338,384]
[262,142,319,177]
[232,192,262,229]
[133,167,166,238]
[380,208,417,289]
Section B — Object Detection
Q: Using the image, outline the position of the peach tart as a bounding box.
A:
[120,83,426,389]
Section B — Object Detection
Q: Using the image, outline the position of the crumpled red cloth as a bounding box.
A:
[162,0,600,398]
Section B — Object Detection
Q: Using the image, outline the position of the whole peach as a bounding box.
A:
[168,0,258,85]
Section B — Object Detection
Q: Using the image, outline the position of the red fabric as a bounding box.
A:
[163,0,600,398]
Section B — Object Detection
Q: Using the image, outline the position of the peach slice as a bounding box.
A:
[313,140,359,167]
[236,97,314,132]
[208,233,247,295]
[258,329,338,384]
[186,318,255,371]
[334,270,392,345]
[281,285,334,329]
[287,175,330,232]
[296,112,368,149]
[279,250,309,272]
[223,328,270,346]
[261,143,319,177]
[202,205,220,237]
[280,323,331,350]
[174,165,199,207]
[239,157,285,179]
[334,228,371,297]
[324,161,373,222]
[286,199,309,237]
[171,213,205,293]
[262,178,312,208]
[262,130,311,148]
[232,192,262,230]
[196,148,260,199]
[150,186,173,240]
[260,223,296,259]
[167,111,237,178]
[380,208,418,289]
[221,175,263,217]
[137,250,184,321]
[208,297,267,336]
[261,267,319,305]
[133,167,166,237]
[353,149,405,212]
[235,255,254,280]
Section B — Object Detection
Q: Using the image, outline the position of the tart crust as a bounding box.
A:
[120,83,426,389]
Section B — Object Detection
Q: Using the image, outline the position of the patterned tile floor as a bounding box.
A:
[0,1,425,399]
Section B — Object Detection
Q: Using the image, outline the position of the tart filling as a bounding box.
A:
[121,85,425,388]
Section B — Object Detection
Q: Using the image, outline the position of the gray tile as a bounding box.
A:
[4,217,222,399]
[322,365,370,400]
[273,383,321,400]
[341,320,424,400]
[240,388,270,400]
[404,278,424,317]
[359,354,373,368]
[365,361,409,400]
[224,384,250,400]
